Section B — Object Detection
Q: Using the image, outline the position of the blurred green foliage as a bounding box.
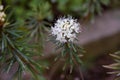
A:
[3,0,31,25]
[0,1,45,80]
[29,0,53,20]
[55,0,110,22]
[3,0,53,25]
[0,18,43,80]
[2,0,120,23]
[2,0,113,24]
[2,0,120,24]
[26,0,52,54]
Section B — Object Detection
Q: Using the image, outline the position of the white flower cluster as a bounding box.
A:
[0,5,6,22]
[51,17,81,43]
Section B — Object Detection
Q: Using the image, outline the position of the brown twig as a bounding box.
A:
[72,56,84,80]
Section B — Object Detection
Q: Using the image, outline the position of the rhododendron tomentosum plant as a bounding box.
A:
[103,51,120,80]
[26,0,52,54]
[0,4,42,80]
[50,16,85,79]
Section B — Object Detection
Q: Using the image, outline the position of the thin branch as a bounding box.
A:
[72,56,84,80]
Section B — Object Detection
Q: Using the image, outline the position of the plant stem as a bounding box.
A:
[66,42,84,80]
[72,55,84,80]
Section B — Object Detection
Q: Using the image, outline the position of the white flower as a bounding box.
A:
[0,5,6,22]
[51,16,81,43]
[0,5,3,11]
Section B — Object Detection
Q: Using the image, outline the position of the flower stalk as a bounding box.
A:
[50,16,85,79]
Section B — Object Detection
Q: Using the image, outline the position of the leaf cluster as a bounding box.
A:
[103,51,120,80]
[0,10,43,80]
